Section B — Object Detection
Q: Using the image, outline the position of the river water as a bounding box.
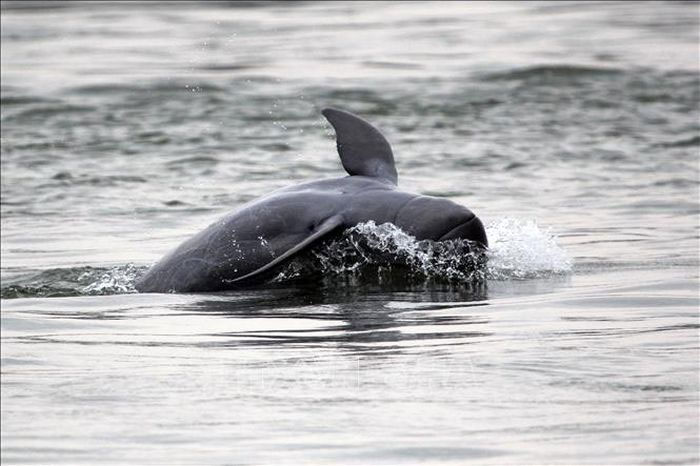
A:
[1,2,699,464]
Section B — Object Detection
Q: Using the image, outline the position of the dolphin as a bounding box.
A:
[136,108,487,293]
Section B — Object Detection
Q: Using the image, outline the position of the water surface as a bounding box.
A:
[1,2,699,464]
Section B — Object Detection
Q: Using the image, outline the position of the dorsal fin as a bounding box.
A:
[322,107,398,185]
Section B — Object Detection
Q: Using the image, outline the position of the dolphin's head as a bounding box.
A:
[394,196,488,247]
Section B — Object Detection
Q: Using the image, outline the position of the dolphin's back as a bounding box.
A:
[135,177,411,293]
[136,190,341,292]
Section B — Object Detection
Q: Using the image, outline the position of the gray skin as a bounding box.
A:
[136,108,487,293]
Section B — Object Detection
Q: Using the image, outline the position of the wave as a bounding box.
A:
[0,219,571,299]
[483,64,623,82]
[277,219,571,284]
[1,264,145,299]
[274,221,488,287]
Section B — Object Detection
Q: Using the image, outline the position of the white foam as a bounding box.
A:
[485,218,572,280]
[81,264,141,295]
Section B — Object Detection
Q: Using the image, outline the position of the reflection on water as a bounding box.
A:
[178,287,492,350]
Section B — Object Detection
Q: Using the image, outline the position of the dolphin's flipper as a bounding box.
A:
[231,214,345,283]
[322,108,398,185]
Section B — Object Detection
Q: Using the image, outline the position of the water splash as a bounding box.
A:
[276,221,488,285]
[486,218,572,280]
[277,219,571,285]
[0,220,570,299]
[80,264,143,295]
